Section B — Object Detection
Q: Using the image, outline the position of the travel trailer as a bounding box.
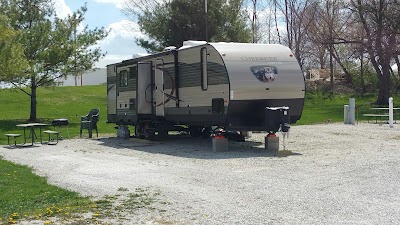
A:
[107,41,305,139]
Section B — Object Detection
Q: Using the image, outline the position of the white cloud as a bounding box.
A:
[53,0,85,32]
[93,0,125,9]
[53,1,147,68]
[53,0,73,18]
[102,20,146,45]
[95,20,147,67]
[95,54,131,68]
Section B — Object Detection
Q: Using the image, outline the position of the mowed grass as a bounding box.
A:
[296,92,394,125]
[0,158,93,223]
[0,85,116,145]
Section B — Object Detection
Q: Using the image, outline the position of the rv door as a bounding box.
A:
[137,62,152,115]
[154,59,165,116]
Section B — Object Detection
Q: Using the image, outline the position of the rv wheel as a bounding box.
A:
[143,123,155,140]
[135,124,145,139]
[201,127,212,138]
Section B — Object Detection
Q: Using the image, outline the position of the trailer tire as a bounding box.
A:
[135,125,145,139]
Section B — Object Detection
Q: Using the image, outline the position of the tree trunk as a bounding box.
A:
[395,56,400,79]
[331,46,353,84]
[360,51,365,94]
[29,76,37,122]
[376,64,391,105]
[274,0,281,43]
[319,47,326,69]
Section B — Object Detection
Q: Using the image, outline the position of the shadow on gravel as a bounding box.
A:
[97,134,302,159]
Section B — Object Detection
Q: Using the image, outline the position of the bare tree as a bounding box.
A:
[251,0,257,43]
[277,0,319,70]
[350,0,400,105]
[305,0,363,93]
[243,0,269,43]
[272,0,282,43]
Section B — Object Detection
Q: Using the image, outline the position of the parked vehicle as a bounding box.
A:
[107,41,305,139]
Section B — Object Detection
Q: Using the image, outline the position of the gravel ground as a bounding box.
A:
[1,123,400,224]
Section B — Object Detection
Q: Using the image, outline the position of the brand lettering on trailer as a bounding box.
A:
[241,56,277,62]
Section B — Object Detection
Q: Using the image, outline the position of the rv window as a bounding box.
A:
[201,47,208,91]
[129,66,137,79]
[120,70,128,87]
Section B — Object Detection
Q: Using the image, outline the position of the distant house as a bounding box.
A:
[306,68,344,81]
[59,68,107,86]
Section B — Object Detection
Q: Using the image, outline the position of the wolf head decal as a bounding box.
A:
[250,65,278,82]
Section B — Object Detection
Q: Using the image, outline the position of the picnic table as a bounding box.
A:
[16,123,48,146]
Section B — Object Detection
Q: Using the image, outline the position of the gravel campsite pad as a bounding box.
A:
[1,123,400,224]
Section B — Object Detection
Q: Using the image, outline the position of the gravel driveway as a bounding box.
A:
[1,123,400,224]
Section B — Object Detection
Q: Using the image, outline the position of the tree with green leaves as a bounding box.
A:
[0,14,27,80]
[123,0,251,52]
[0,0,108,121]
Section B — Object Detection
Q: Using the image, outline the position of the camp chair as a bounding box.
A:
[80,108,100,138]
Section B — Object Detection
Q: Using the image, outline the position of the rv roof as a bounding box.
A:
[180,40,207,49]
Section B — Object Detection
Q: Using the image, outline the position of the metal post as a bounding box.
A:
[389,97,394,128]
[344,105,349,124]
[349,98,355,125]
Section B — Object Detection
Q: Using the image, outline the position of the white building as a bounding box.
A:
[59,68,107,86]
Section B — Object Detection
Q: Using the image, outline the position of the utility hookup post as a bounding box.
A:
[389,97,394,128]
[344,105,349,124]
[349,98,356,125]
[265,133,279,156]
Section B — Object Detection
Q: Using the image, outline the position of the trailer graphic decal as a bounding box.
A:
[250,65,278,82]
[155,65,176,107]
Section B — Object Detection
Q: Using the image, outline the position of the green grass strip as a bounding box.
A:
[0,157,93,224]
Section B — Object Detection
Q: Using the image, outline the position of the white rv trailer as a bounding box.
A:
[107,41,305,138]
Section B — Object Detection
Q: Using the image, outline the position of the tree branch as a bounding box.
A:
[37,72,66,87]
[10,81,31,96]
[36,70,50,87]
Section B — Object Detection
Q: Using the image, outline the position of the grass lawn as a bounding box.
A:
[0,85,116,145]
[297,92,396,125]
[0,85,113,224]
[0,159,94,224]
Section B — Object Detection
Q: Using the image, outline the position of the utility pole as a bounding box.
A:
[74,27,77,86]
[205,0,208,42]
[252,0,257,43]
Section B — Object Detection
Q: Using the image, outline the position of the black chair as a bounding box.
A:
[80,108,99,138]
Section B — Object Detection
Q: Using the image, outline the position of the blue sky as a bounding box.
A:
[55,0,147,68]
